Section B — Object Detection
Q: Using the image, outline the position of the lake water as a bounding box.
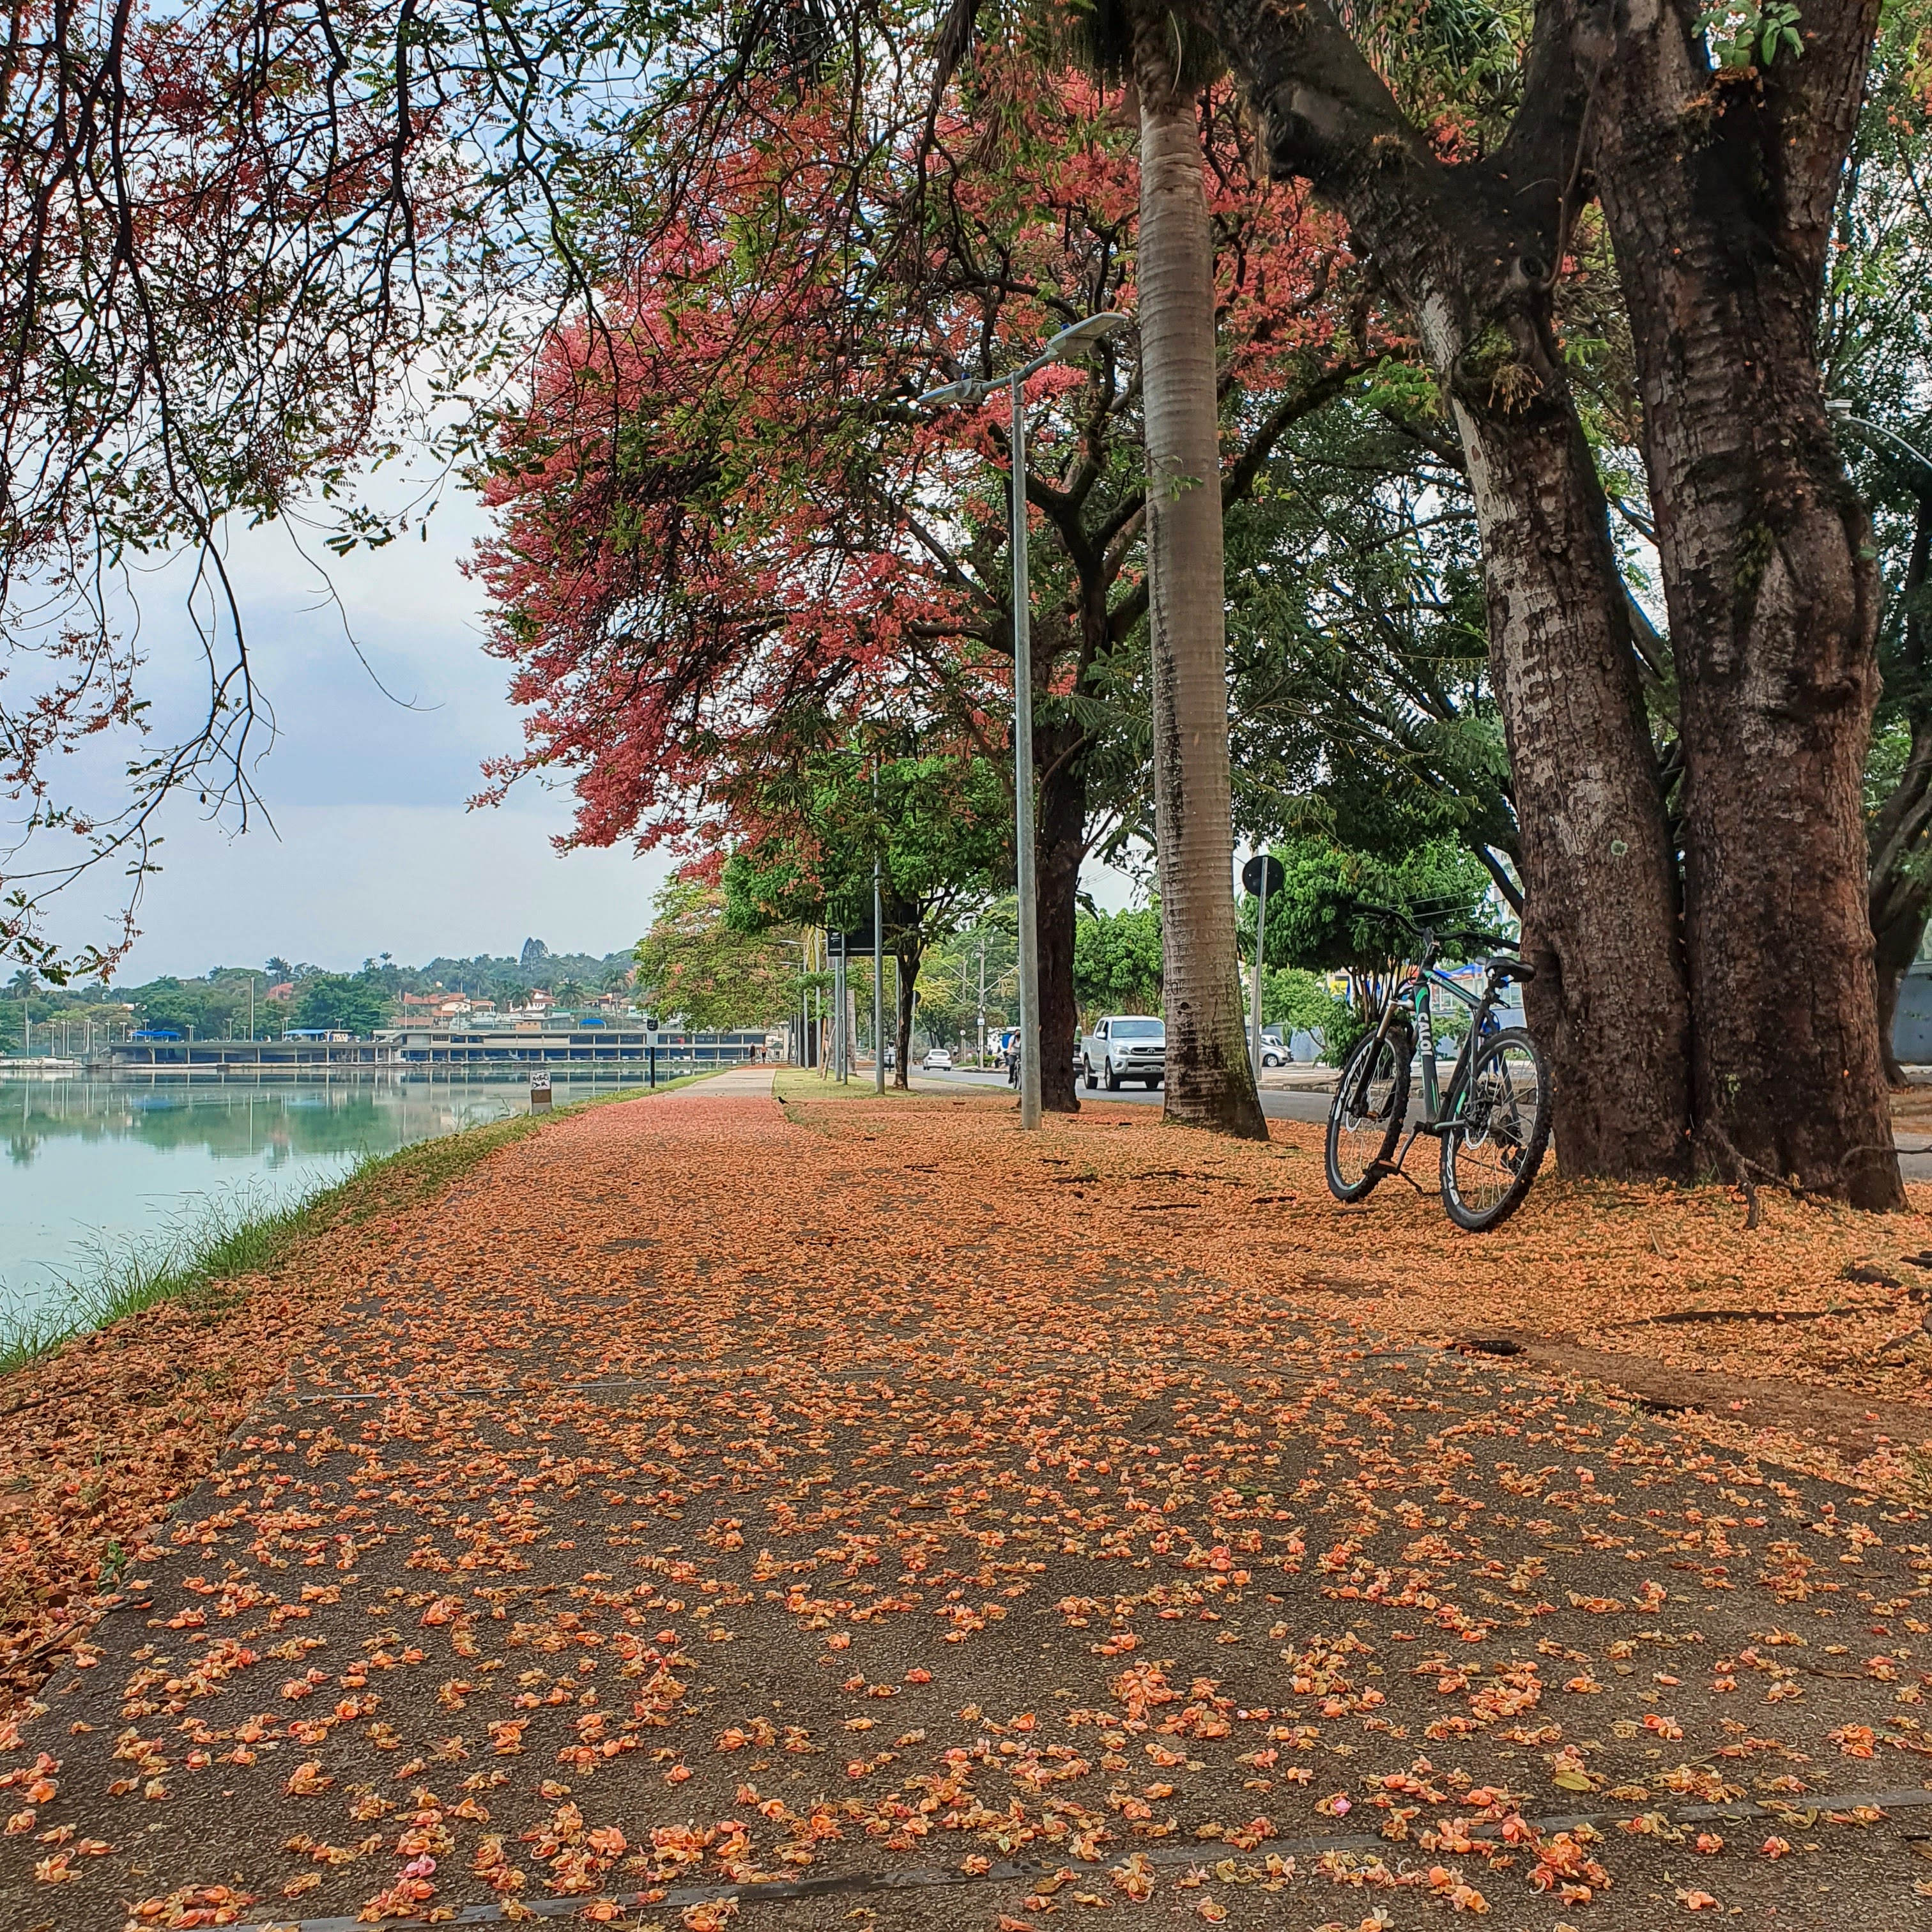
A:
[0,1077,587,1324]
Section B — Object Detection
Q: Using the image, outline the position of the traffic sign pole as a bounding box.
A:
[1242,851,1284,1085]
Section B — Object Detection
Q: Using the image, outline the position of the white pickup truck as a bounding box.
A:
[1081,1015,1166,1090]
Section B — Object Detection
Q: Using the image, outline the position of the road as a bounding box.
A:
[926,1065,1932,1179]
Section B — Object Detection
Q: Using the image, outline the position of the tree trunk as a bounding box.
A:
[1579,0,1902,1209]
[1036,722,1086,1114]
[1136,64,1268,1140]
[1203,0,1693,1176]
[1874,896,1922,1089]
[893,940,920,1089]
[1448,395,1691,1176]
[1868,502,1932,1090]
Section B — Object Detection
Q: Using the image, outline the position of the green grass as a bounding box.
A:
[0,1077,707,1377]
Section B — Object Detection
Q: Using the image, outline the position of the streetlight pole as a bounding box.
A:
[918,310,1128,1131]
[978,936,986,1070]
[1007,371,1043,1128]
[874,763,885,1095]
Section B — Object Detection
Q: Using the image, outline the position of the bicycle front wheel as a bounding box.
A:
[1440,1026,1551,1232]
[1325,1026,1411,1202]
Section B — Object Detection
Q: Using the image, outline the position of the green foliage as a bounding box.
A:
[1223,397,1518,886]
[634,880,801,1033]
[291,972,392,1034]
[1260,965,1346,1036]
[912,913,1017,1055]
[1317,1002,1373,1068]
[723,742,1006,950]
[1696,1,1802,68]
[1073,907,1164,1016]
[1246,836,1493,976]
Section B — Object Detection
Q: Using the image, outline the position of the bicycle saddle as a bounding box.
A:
[1487,953,1536,982]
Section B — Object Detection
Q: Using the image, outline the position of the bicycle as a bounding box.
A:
[1322,911,1551,1232]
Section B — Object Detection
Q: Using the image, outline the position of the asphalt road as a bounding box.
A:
[926,1066,1932,1180]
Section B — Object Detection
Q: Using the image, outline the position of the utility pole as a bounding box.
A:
[834,936,848,1082]
[873,765,885,1095]
[978,937,986,1069]
[916,313,1124,1130]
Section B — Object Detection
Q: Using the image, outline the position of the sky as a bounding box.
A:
[40,486,670,979]
[31,479,1135,983]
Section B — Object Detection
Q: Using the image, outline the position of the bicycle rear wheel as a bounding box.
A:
[1325,1025,1411,1202]
[1439,1027,1550,1232]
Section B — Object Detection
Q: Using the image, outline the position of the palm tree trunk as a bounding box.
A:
[1137,68,1267,1140]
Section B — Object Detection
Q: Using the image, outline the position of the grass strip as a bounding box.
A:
[0,1076,707,1377]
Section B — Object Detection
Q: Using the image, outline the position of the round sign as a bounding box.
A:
[1241,853,1285,898]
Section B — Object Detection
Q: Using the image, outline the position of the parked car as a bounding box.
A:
[1260,1025,1288,1069]
[1082,1015,1166,1089]
[923,1047,953,1071]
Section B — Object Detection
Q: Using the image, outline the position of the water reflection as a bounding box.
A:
[0,1076,600,1319]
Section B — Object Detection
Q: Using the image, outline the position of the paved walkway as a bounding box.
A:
[4,1087,1932,1929]
[679,1066,779,1098]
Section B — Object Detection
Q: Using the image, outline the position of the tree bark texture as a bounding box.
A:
[1577,0,1902,1208]
[893,940,919,1089]
[1867,499,1932,1089]
[1137,70,1268,1139]
[1206,0,1692,1175]
[1036,723,1087,1114]
[1450,397,1692,1174]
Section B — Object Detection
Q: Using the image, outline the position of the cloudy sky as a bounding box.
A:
[42,484,670,981]
[34,479,1135,983]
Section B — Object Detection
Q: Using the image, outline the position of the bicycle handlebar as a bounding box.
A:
[1355,903,1517,956]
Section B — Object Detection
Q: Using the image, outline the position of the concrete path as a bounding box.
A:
[4,1085,1930,1930]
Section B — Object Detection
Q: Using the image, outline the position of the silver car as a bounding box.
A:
[1082,1015,1165,1090]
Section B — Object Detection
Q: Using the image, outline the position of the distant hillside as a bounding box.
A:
[5,942,640,1046]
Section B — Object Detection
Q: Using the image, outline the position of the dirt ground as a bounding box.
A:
[8,1078,1932,1931]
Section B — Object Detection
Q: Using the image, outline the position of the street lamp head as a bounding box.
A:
[1825,396,1852,420]
[1040,310,1131,362]
[916,378,986,410]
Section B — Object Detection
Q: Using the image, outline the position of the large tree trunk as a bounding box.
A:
[1036,723,1086,1114]
[1206,0,1692,1174]
[1137,61,1268,1139]
[893,940,920,1089]
[1579,0,1902,1208]
[1448,395,1690,1174]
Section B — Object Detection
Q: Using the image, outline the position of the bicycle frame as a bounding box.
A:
[1407,964,1496,1128]
[1347,945,1516,1166]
